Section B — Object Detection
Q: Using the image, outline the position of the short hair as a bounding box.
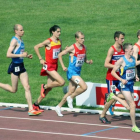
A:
[123,43,132,52]
[114,31,125,40]
[137,29,140,38]
[75,31,84,38]
[49,25,60,35]
[13,24,20,31]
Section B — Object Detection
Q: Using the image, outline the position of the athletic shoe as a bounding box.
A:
[33,104,44,112]
[55,106,63,117]
[99,117,111,124]
[63,86,68,94]
[104,93,109,104]
[40,84,46,98]
[109,105,114,115]
[67,96,73,109]
[132,126,140,132]
[107,92,114,102]
[28,110,41,116]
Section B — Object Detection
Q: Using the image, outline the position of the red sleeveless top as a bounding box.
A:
[106,45,124,80]
[45,38,61,64]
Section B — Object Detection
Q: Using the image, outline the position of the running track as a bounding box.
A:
[0,106,139,140]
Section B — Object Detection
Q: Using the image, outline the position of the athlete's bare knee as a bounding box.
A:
[11,89,17,93]
[126,106,130,110]
[130,102,136,110]
[59,80,65,87]
[24,85,30,92]
[81,84,87,92]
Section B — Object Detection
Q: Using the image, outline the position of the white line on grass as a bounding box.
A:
[0,127,132,140]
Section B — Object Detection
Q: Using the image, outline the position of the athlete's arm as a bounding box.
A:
[60,39,62,52]
[84,47,93,64]
[58,45,74,71]
[133,45,140,66]
[7,38,27,58]
[133,56,139,81]
[34,39,50,65]
[135,67,139,81]
[111,58,127,85]
[85,55,93,64]
[104,47,114,68]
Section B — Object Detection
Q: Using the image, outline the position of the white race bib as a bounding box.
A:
[75,54,85,67]
[15,66,20,72]
[120,82,125,88]
[126,69,135,80]
[43,64,47,70]
[53,48,60,59]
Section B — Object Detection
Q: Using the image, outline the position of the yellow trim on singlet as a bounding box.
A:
[120,67,124,76]
[50,40,61,47]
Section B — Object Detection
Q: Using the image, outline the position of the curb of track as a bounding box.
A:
[0,102,140,117]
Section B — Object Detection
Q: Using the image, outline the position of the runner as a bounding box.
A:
[133,29,140,77]
[108,43,140,133]
[55,31,93,117]
[100,31,127,123]
[0,24,41,116]
[33,25,65,112]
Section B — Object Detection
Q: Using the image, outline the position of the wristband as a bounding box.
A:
[39,58,42,60]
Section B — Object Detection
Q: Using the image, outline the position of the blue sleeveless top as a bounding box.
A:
[11,36,24,63]
[120,56,135,82]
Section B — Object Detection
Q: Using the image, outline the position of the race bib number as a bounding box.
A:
[15,66,20,72]
[74,78,80,84]
[111,85,116,92]
[126,69,135,80]
[75,54,85,67]
[53,48,60,59]
[43,64,47,70]
[120,82,125,88]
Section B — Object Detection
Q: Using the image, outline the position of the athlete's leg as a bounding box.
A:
[0,73,18,93]
[44,70,65,89]
[100,99,115,118]
[122,91,136,127]
[34,76,52,105]
[57,80,77,108]
[70,76,87,99]
[108,92,130,109]
[100,80,116,118]
[55,80,77,116]
[19,72,34,111]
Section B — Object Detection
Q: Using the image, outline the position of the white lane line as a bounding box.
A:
[0,116,131,129]
[0,127,132,140]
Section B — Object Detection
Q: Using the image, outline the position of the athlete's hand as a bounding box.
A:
[136,75,139,82]
[22,52,28,57]
[62,66,67,71]
[40,59,45,65]
[89,60,93,64]
[86,60,93,64]
[121,79,128,85]
[27,54,33,59]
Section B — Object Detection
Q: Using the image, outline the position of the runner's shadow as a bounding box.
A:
[63,112,98,117]
[111,115,140,127]
[11,107,28,112]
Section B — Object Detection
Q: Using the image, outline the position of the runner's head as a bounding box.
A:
[49,25,61,38]
[75,31,85,45]
[123,43,133,56]
[114,31,125,45]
